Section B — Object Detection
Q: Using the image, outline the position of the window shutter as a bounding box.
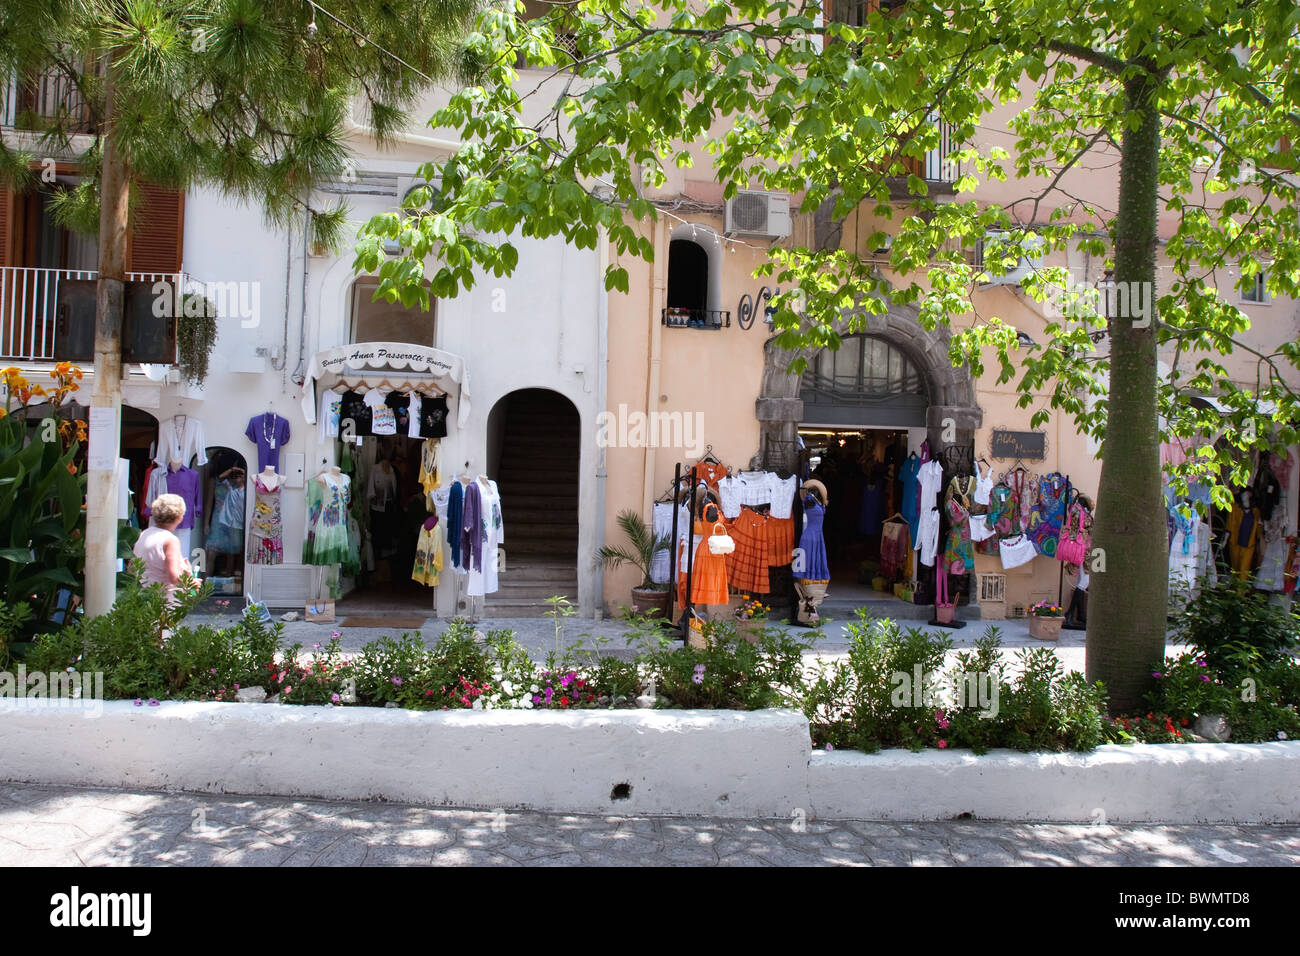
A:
[127,182,184,274]
[0,188,14,267]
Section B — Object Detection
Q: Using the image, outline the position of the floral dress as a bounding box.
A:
[1027,473,1068,557]
[303,472,354,565]
[943,495,975,574]
[246,473,284,565]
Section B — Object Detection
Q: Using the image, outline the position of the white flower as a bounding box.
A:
[502,680,514,695]
[520,696,533,709]
[529,684,539,693]
[482,701,493,711]
[1279,732,1289,740]
[471,698,483,710]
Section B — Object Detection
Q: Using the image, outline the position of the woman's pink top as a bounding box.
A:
[134,526,178,591]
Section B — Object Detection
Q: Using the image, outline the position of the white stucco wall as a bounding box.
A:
[155,164,605,614]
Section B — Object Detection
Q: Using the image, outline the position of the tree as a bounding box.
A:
[356,0,1300,711]
[0,0,484,616]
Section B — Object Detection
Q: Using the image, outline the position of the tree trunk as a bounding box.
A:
[84,58,130,617]
[1084,73,1167,712]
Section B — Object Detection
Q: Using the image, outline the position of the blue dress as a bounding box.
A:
[900,455,921,540]
[798,500,831,581]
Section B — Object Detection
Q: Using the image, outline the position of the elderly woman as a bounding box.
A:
[134,493,194,604]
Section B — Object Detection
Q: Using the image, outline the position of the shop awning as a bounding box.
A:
[301,342,471,428]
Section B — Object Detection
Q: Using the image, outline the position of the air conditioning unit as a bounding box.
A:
[726,190,792,239]
[974,230,1044,286]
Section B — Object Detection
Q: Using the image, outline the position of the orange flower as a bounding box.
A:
[67,462,77,475]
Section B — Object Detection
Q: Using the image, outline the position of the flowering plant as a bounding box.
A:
[734,596,770,621]
[1028,601,1063,618]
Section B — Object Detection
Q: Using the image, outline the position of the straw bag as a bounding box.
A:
[707,521,735,555]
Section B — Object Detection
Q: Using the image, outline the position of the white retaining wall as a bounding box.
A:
[2,700,1298,822]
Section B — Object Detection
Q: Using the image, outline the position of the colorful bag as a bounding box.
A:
[1056,501,1092,565]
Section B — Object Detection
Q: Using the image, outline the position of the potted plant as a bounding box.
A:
[733,595,769,643]
[1028,600,1065,641]
[596,509,671,617]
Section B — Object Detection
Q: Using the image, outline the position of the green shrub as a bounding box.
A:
[1171,578,1300,678]
[1146,649,1300,743]
[645,617,811,710]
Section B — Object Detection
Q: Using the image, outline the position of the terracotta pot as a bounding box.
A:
[1029,616,1064,641]
[735,618,765,643]
[630,587,670,618]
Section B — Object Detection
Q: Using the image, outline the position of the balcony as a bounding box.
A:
[1,70,94,134]
[661,307,730,329]
[0,267,184,362]
[885,114,961,198]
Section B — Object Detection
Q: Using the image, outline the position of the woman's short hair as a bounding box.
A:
[150,493,186,527]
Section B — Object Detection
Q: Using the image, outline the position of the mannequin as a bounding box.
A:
[248,466,286,566]
[259,465,281,491]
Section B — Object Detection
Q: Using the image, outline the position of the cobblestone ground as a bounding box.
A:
[1,784,1296,867]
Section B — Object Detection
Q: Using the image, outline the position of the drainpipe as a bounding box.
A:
[642,217,667,517]
[593,229,610,618]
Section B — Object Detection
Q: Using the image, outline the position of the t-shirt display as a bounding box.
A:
[418,394,450,438]
[244,413,291,473]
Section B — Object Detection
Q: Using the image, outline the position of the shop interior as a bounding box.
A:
[801,426,914,602]
[337,433,434,612]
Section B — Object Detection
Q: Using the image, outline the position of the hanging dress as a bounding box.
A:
[207,479,245,554]
[1027,473,1068,557]
[943,495,975,574]
[677,503,730,606]
[797,498,831,582]
[246,473,284,565]
[412,516,444,586]
[418,439,441,498]
[468,478,504,597]
[900,454,922,541]
[303,472,353,565]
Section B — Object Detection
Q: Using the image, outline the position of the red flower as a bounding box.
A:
[576,679,586,690]
[560,696,571,706]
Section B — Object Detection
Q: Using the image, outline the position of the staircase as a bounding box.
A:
[486,390,580,617]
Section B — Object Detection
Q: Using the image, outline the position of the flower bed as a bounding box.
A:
[12,576,1300,752]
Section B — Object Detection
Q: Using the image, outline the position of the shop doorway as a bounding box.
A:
[195,447,248,594]
[485,388,580,613]
[337,434,433,612]
[801,427,914,596]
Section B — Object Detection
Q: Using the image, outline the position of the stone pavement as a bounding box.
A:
[186,611,1182,675]
[1,783,1295,866]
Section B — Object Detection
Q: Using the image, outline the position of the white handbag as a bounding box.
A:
[707,521,735,555]
[999,533,1037,570]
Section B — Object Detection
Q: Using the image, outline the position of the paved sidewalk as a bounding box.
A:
[1,783,1295,867]
[185,611,1185,675]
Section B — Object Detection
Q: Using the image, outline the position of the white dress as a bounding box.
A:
[650,501,690,584]
[1255,518,1289,591]
[918,460,944,511]
[154,416,208,467]
[1169,519,1217,601]
[468,478,504,597]
[916,508,940,566]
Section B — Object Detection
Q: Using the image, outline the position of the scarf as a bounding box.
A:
[447,481,464,569]
[461,480,483,572]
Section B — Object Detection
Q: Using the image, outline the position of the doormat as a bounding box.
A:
[337,615,431,629]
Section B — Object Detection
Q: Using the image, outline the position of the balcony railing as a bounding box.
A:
[1,69,94,133]
[890,114,960,185]
[0,267,183,362]
[662,307,731,329]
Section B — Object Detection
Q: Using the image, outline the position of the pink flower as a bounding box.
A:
[331,693,341,703]
[937,739,948,749]
[284,686,293,694]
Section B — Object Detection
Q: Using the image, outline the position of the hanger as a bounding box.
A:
[699,444,721,465]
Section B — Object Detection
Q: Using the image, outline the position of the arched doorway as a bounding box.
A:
[486,388,580,614]
[196,446,248,594]
[755,303,982,608]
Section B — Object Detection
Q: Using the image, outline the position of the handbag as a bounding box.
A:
[707,521,735,555]
[1055,502,1092,565]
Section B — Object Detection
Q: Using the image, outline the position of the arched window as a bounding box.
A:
[667,240,708,313]
[663,223,725,328]
[800,334,929,426]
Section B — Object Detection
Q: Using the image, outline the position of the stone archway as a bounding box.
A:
[752,302,982,472]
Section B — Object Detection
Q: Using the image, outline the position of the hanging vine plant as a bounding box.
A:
[175,293,219,386]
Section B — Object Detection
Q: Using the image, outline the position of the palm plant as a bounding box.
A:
[597,510,670,591]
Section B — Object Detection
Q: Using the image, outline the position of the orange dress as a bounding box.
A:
[677,507,730,606]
